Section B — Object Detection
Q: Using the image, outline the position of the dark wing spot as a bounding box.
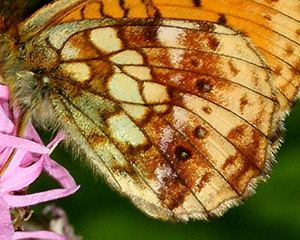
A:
[274,65,283,76]
[192,0,201,7]
[196,78,212,93]
[175,146,192,161]
[285,45,294,56]
[193,126,208,139]
[228,60,240,76]
[190,57,199,67]
[202,106,212,114]
[291,60,300,76]
[195,173,212,193]
[262,13,272,21]
[217,14,227,25]
[239,95,248,113]
[207,36,220,51]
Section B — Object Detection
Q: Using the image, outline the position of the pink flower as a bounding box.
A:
[0,84,80,240]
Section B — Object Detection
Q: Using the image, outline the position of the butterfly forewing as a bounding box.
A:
[2,0,300,220]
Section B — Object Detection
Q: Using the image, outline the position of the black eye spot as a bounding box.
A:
[196,78,212,93]
[193,126,207,139]
[175,146,191,161]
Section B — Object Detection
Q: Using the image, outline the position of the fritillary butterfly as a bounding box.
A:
[0,0,299,221]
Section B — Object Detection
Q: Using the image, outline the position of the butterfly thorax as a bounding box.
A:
[0,33,55,126]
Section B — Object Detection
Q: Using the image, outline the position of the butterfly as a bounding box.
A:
[0,0,299,221]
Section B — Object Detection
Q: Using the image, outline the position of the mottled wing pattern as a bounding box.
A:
[17,0,300,220]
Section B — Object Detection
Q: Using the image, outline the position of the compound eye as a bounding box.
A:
[17,43,26,59]
[32,69,43,80]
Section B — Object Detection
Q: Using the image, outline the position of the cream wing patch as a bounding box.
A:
[143,82,170,104]
[108,73,144,104]
[107,113,147,146]
[90,27,122,53]
[110,50,144,65]
[153,105,169,113]
[61,41,80,61]
[60,62,91,82]
[157,26,186,48]
[121,103,150,120]
[123,66,152,81]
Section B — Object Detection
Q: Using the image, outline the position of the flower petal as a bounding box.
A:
[0,85,9,101]
[22,122,44,145]
[43,156,77,189]
[47,132,65,149]
[13,230,67,240]
[0,147,14,171]
[0,133,49,155]
[0,105,14,134]
[0,197,14,240]
[1,158,44,192]
[0,84,79,239]
[5,186,80,208]
[0,150,27,182]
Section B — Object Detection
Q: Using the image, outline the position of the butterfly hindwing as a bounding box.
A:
[1,0,298,220]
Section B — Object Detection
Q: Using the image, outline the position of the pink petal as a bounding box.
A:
[13,230,67,240]
[0,84,79,239]
[1,158,44,192]
[47,132,65,149]
[0,147,14,170]
[0,106,14,134]
[1,149,32,180]
[43,156,77,189]
[5,186,80,208]
[0,133,49,154]
[22,122,44,145]
[0,150,27,181]
[0,197,14,240]
[0,85,9,101]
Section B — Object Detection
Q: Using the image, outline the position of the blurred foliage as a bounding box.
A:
[14,0,300,239]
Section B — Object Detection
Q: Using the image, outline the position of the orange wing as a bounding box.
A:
[21,0,300,110]
[4,0,298,220]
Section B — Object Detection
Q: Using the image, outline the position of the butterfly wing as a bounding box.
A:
[15,0,300,220]
[151,0,300,112]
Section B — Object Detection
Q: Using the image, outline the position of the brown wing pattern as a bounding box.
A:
[14,0,300,220]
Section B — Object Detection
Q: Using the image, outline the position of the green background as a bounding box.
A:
[19,0,300,239]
